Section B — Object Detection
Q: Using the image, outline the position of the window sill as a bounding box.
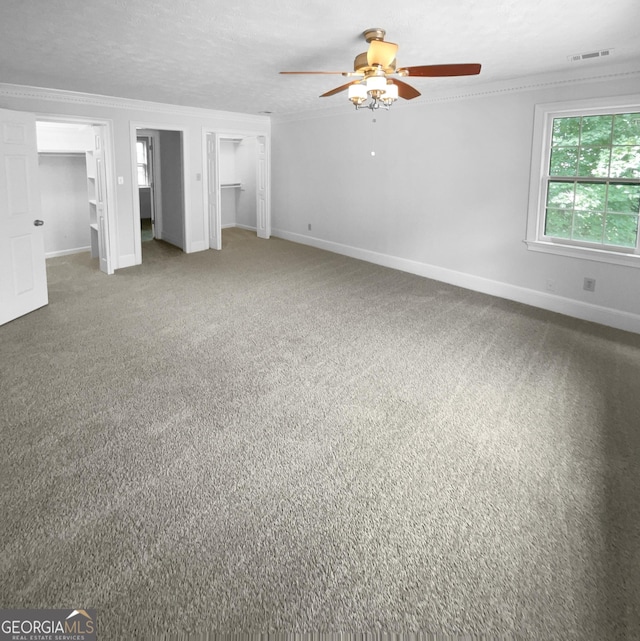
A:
[525,239,640,268]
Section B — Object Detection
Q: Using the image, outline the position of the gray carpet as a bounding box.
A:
[1,228,639,640]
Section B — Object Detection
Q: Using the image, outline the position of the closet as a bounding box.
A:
[219,137,258,230]
[36,121,111,272]
[36,122,92,257]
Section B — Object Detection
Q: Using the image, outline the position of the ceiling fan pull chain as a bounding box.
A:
[370,118,377,157]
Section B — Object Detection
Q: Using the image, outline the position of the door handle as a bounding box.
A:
[34,220,44,226]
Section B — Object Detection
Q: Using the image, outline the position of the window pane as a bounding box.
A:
[612,113,640,145]
[609,146,640,178]
[575,183,607,211]
[547,182,574,208]
[552,117,580,146]
[136,141,147,164]
[604,213,638,247]
[577,146,610,177]
[541,107,640,254]
[572,211,604,242]
[545,209,572,238]
[607,184,640,213]
[550,147,578,176]
[137,165,147,186]
[580,115,613,145]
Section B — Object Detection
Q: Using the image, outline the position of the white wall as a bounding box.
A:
[36,122,93,257]
[0,84,270,269]
[221,189,237,227]
[271,68,640,333]
[220,140,238,227]
[38,154,90,256]
[236,137,257,229]
[219,140,237,185]
[219,137,258,230]
[36,122,92,152]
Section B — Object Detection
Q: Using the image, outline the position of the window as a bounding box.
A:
[526,96,640,267]
[136,138,151,187]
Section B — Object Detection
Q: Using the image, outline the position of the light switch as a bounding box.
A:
[117,176,124,185]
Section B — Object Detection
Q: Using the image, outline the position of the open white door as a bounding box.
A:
[256,135,270,239]
[0,108,48,325]
[92,126,113,274]
[207,133,221,250]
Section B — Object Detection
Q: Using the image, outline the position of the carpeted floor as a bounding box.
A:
[1,228,639,640]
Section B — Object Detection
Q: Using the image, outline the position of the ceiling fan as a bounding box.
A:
[280,28,481,110]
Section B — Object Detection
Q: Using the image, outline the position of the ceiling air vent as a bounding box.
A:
[568,49,613,62]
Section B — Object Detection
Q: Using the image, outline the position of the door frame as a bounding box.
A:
[130,122,190,264]
[36,114,117,274]
[201,128,271,250]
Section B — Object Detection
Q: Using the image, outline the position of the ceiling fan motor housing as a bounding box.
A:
[353,52,397,75]
[363,28,386,42]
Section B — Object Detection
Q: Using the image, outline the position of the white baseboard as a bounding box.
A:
[221,223,257,231]
[272,229,640,335]
[46,246,90,259]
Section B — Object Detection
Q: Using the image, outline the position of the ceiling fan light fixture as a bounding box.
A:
[365,76,386,90]
[381,83,398,105]
[348,83,368,105]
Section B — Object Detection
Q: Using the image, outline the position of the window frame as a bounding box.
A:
[136,137,151,188]
[525,94,640,268]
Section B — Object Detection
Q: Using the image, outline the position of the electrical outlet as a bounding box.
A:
[308,223,312,231]
[583,277,596,292]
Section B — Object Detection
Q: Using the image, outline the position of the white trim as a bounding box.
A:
[272,229,640,335]
[45,246,90,258]
[0,83,269,124]
[221,223,257,231]
[524,239,640,267]
[3,62,635,125]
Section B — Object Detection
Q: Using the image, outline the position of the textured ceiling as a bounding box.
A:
[1,0,639,116]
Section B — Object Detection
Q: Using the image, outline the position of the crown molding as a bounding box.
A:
[270,61,640,124]
[2,59,638,126]
[0,83,270,125]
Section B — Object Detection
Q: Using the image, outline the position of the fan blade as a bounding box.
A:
[390,79,421,100]
[320,81,359,98]
[280,71,348,75]
[403,63,481,77]
[367,40,398,68]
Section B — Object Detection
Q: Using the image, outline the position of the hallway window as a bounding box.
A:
[137,138,151,187]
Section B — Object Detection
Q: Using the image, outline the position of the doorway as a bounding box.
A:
[136,131,158,243]
[204,132,270,250]
[131,125,187,263]
[35,118,115,274]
